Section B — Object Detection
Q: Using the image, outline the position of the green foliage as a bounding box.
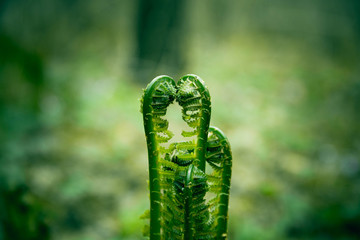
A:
[141,75,232,239]
[0,184,50,240]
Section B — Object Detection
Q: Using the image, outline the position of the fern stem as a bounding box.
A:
[178,74,211,172]
[209,126,232,239]
[142,76,176,240]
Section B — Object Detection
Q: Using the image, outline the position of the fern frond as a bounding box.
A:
[181,129,199,137]
[205,126,232,239]
[177,75,211,171]
[141,75,232,240]
[141,76,177,240]
[175,140,196,150]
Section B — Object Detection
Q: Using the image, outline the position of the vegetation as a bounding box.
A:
[141,75,232,239]
[1,1,360,239]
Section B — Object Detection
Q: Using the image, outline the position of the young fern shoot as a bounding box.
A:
[141,74,232,239]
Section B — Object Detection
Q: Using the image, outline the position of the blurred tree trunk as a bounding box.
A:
[209,0,230,41]
[134,0,186,83]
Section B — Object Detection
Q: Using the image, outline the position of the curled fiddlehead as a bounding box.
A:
[206,126,232,239]
[141,74,232,240]
[141,75,177,239]
[176,74,211,171]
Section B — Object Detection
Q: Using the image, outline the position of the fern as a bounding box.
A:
[141,74,232,239]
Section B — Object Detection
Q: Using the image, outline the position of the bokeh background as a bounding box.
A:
[1,0,360,239]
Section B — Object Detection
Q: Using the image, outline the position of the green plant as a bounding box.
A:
[140,74,232,240]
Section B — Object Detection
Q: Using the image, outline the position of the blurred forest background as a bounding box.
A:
[1,0,360,239]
